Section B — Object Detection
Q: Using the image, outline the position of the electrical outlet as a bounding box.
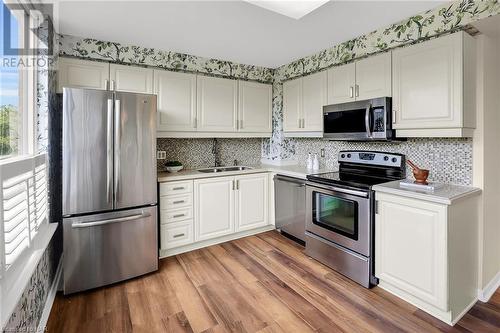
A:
[156,151,166,159]
[320,148,325,158]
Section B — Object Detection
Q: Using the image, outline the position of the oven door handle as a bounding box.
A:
[307,183,369,198]
[365,104,372,138]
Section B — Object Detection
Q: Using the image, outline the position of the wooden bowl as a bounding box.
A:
[412,168,429,184]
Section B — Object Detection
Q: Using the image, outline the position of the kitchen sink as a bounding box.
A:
[197,166,253,173]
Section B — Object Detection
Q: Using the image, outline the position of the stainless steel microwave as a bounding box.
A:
[323,97,394,141]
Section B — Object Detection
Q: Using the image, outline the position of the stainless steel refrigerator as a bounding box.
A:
[62,87,158,294]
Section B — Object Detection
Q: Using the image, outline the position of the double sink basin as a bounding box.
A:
[198,166,253,173]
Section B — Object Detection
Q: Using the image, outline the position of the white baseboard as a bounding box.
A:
[37,257,63,332]
[451,297,478,326]
[478,270,500,302]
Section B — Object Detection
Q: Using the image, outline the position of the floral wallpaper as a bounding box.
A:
[58,34,274,83]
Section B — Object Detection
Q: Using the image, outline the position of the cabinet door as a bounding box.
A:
[302,71,327,132]
[375,194,448,310]
[283,78,302,132]
[155,70,196,132]
[356,52,391,100]
[197,76,238,132]
[110,63,153,93]
[327,62,355,104]
[58,57,109,93]
[238,81,272,133]
[392,32,463,129]
[194,176,235,241]
[235,174,269,232]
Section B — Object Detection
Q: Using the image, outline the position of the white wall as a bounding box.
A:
[473,33,500,297]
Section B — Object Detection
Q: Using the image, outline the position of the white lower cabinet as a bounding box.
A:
[194,176,235,241]
[159,173,271,255]
[235,174,269,232]
[375,191,479,325]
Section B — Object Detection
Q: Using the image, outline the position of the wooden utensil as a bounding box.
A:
[406,160,429,185]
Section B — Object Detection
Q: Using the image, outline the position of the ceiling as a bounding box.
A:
[56,1,446,68]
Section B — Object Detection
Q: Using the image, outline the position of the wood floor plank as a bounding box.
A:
[46,231,500,333]
[162,257,218,333]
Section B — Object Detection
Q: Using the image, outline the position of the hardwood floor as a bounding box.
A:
[47,231,500,333]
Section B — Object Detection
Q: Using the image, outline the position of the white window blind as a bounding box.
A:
[0,154,47,274]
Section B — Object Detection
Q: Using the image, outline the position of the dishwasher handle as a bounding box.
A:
[274,175,306,186]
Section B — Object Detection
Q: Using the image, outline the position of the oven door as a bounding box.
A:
[306,184,370,256]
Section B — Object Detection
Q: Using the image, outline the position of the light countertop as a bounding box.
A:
[373,180,481,205]
[157,164,335,182]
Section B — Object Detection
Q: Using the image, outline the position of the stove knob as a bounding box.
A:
[384,156,389,161]
[391,157,397,163]
[341,154,345,158]
[347,154,351,158]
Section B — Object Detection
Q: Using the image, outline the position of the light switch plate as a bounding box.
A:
[157,151,166,159]
[320,148,325,158]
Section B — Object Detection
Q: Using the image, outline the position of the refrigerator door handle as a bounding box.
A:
[106,99,113,206]
[71,211,151,229]
[114,99,121,204]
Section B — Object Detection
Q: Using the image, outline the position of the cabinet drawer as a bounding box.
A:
[159,181,193,196]
[160,193,192,209]
[160,221,193,249]
[160,207,193,224]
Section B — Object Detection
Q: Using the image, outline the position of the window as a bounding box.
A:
[0,1,52,328]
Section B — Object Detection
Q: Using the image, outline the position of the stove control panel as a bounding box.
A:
[338,151,404,168]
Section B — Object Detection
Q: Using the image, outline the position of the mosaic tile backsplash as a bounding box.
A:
[157,138,263,171]
[289,138,473,185]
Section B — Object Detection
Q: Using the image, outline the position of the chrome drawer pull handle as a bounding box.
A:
[173,233,185,238]
[173,214,185,218]
[173,200,185,204]
[172,187,185,190]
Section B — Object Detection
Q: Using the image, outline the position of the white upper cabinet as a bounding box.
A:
[283,78,302,132]
[302,71,327,132]
[283,72,326,136]
[235,174,269,232]
[238,81,272,133]
[327,53,391,105]
[194,176,235,241]
[154,70,196,132]
[58,57,110,93]
[392,31,476,137]
[327,62,356,104]
[197,76,238,132]
[356,52,392,100]
[110,63,153,93]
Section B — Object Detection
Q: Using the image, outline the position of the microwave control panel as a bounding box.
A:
[373,108,385,132]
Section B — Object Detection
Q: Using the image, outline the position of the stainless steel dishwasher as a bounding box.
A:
[274,175,306,243]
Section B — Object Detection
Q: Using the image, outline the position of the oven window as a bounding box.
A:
[313,192,358,240]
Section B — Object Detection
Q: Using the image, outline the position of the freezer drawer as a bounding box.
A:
[63,206,158,294]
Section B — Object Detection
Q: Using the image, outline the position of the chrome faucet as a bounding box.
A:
[212,138,220,167]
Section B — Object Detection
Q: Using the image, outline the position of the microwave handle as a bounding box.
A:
[365,105,372,138]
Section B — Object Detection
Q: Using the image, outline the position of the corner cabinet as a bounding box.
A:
[283,71,327,137]
[374,191,479,325]
[154,70,197,132]
[58,57,110,93]
[392,31,476,137]
[197,76,238,132]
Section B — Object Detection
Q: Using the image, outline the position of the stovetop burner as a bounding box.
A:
[307,151,406,190]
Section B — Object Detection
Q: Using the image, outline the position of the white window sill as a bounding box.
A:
[0,222,58,330]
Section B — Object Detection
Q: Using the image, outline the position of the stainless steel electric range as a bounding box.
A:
[305,150,406,288]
